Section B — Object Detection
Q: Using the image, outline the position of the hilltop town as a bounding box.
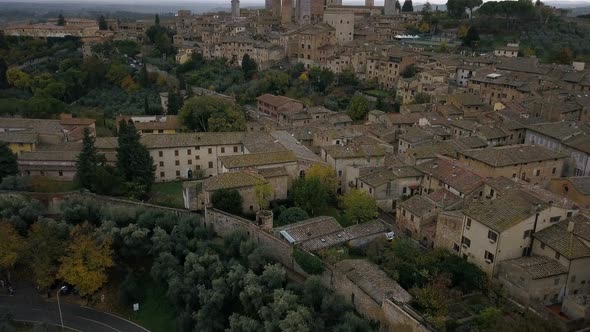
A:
[1,0,590,331]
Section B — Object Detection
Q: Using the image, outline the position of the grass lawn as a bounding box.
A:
[132,283,177,332]
[29,176,77,193]
[364,89,391,98]
[148,181,184,209]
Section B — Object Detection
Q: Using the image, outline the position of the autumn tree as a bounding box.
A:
[347,95,370,121]
[0,143,18,181]
[254,181,273,210]
[25,221,68,289]
[0,222,25,279]
[305,164,337,196]
[339,189,378,224]
[58,223,114,297]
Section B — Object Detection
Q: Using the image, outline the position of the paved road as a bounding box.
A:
[0,283,149,332]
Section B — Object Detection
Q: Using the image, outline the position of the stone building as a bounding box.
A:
[548,177,590,209]
[356,166,423,211]
[457,145,567,186]
[287,23,336,68]
[0,131,38,156]
[322,9,354,45]
[366,51,415,90]
[256,94,305,121]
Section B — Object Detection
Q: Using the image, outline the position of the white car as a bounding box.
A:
[386,231,395,241]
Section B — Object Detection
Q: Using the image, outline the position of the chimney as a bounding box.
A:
[568,220,575,233]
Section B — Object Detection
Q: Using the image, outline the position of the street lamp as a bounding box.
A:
[57,286,67,329]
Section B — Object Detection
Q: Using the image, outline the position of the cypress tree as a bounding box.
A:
[116,120,155,196]
[0,143,18,181]
[75,128,98,189]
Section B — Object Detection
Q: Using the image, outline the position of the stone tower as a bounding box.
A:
[281,0,293,25]
[384,0,395,15]
[365,0,374,6]
[231,0,240,18]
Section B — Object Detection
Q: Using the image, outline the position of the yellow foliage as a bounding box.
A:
[0,222,25,270]
[306,164,337,194]
[120,75,139,92]
[299,73,309,81]
[58,223,113,297]
[156,74,167,87]
[419,22,431,33]
[458,25,469,38]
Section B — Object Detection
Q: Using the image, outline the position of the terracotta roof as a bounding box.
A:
[334,259,412,304]
[258,166,289,178]
[0,118,63,134]
[203,171,266,191]
[568,177,590,195]
[463,190,546,233]
[96,132,245,150]
[535,215,590,260]
[220,150,297,168]
[503,256,567,280]
[459,145,567,167]
[275,216,342,244]
[416,158,483,194]
[358,166,422,188]
[399,127,433,144]
[399,195,437,217]
[257,94,302,108]
[300,220,388,252]
[59,118,96,126]
[116,115,180,131]
[323,144,386,159]
[18,150,79,161]
[0,131,38,144]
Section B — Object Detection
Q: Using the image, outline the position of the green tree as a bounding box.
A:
[414,92,431,104]
[6,68,31,90]
[293,249,324,274]
[208,106,247,132]
[179,95,244,132]
[347,95,370,121]
[0,58,9,89]
[466,0,483,18]
[402,0,414,12]
[447,0,467,18]
[0,143,18,181]
[98,15,108,30]
[75,128,100,190]
[462,26,480,48]
[57,14,65,26]
[116,120,156,197]
[167,88,183,115]
[155,14,160,26]
[106,61,128,85]
[242,54,258,80]
[308,67,334,93]
[276,207,309,227]
[401,64,416,78]
[211,189,243,215]
[293,177,329,216]
[139,63,149,87]
[339,189,378,224]
[58,223,113,297]
[554,47,573,64]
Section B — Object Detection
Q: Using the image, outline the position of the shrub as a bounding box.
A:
[293,248,324,275]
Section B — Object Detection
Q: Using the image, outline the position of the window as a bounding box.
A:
[338,170,342,177]
[187,149,191,155]
[552,167,556,174]
[176,170,180,177]
[453,243,460,252]
[188,159,192,165]
[550,216,561,223]
[234,146,238,153]
[523,230,533,239]
[567,211,573,218]
[159,161,164,167]
[160,172,165,177]
[208,148,212,154]
[196,165,201,170]
[221,147,225,153]
[488,230,498,243]
[555,252,561,260]
[461,236,471,248]
[402,209,406,217]
[484,251,495,263]
[535,169,540,176]
[466,218,471,229]
[196,146,200,150]
[522,247,531,256]
[541,243,546,250]
[58,171,63,176]
[175,160,180,166]
[410,214,414,222]
[174,150,179,156]
[208,161,213,168]
[159,151,163,157]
